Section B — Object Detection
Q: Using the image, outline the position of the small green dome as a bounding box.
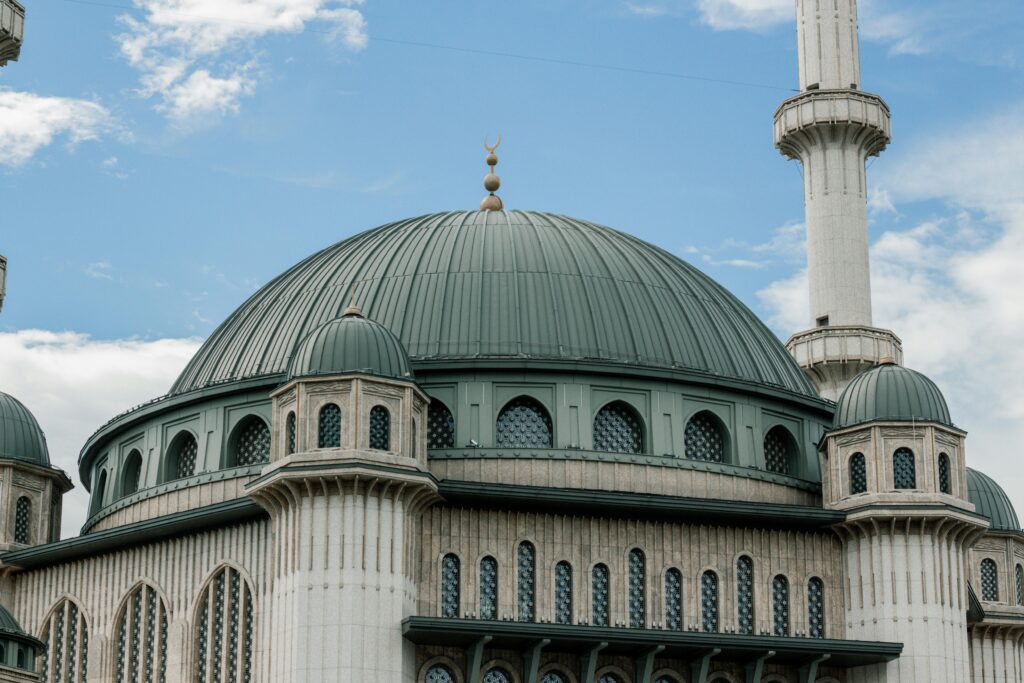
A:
[0,606,26,638]
[834,363,952,429]
[968,468,1021,533]
[288,310,414,381]
[0,391,50,466]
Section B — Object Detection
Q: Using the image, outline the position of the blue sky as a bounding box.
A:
[1,0,1023,535]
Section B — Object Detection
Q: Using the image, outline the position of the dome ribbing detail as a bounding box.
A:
[834,364,952,429]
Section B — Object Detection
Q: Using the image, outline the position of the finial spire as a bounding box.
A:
[480,134,503,211]
[343,291,363,317]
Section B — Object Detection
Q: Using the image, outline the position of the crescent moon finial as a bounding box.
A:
[480,133,503,211]
[484,133,501,153]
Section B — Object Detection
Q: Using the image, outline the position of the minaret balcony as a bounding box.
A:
[774,89,891,160]
[0,0,24,67]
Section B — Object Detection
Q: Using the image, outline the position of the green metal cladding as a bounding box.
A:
[288,312,414,381]
[0,391,50,465]
[833,363,952,429]
[172,210,815,397]
[967,468,1021,533]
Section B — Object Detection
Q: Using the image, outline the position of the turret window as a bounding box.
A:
[592,564,610,626]
[165,432,198,481]
[849,453,867,495]
[628,548,646,628]
[764,426,796,475]
[517,541,536,622]
[369,406,390,450]
[427,400,455,449]
[684,411,726,462]
[14,496,30,544]
[318,403,342,448]
[121,450,142,498]
[665,568,683,631]
[91,469,108,517]
[229,417,271,467]
[39,599,89,683]
[593,401,644,454]
[701,571,719,632]
[808,577,825,638]
[496,397,553,449]
[114,584,168,683]
[479,556,498,619]
[194,566,255,683]
[1016,564,1023,606]
[554,561,573,624]
[286,411,296,455]
[736,555,754,635]
[938,453,951,494]
[981,559,999,601]
[772,575,790,636]
[893,448,916,489]
[440,554,460,618]
[425,665,455,683]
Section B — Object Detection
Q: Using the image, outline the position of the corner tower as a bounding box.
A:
[776,0,903,400]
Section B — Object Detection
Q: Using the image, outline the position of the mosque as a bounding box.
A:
[0,1,1022,682]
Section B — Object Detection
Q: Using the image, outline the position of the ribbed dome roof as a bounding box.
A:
[834,364,952,429]
[288,311,414,381]
[0,391,50,465]
[968,468,1020,532]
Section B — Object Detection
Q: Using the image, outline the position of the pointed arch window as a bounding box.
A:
[592,564,610,627]
[628,548,646,628]
[981,559,999,601]
[483,668,511,683]
[286,411,296,455]
[541,673,568,683]
[701,571,719,632]
[369,406,390,450]
[479,556,498,619]
[318,403,342,448]
[517,541,536,622]
[122,450,142,498]
[684,411,726,462]
[229,417,271,467]
[849,453,867,495]
[772,575,790,636]
[496,397,553,449]
[736,555,754,635]
[1016,564,1024,606]
[593,401,644,454]
[14,496,30,545]
[91,469,108,517]
[165,432,198,481]
[427,399,455,449]
[938,453,951,494]
[39,599,89,683]
[808,577,825,638]
[893,448,916,489]
[114,584,169,683]
[598,675,623,683]
[665,568,683,631]
[425,665,455,683]
[764,426,797,475]
[440,554,460,618]
[194,566,255,683]
[554,562,573,625]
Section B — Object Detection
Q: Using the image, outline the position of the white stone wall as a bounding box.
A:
[796,0,861,90]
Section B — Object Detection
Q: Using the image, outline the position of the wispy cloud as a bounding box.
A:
[684,221,805,269]
[0,91,113,167]
[83,261,115,280]
[694,0,790,31]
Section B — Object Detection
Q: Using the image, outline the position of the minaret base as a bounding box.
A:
[786,326,903,401]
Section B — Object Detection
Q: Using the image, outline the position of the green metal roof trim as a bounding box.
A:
[834,364,952,429]
[288,312,413,381]
[0,391,50,465]
[171,211,815,397]
[968,468,1021,532]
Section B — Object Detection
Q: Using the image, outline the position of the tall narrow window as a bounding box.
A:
[230,417,271,467]
[369,406,390,450]
[114,584,169,683]
[479,556,498,619]
[592,564,610,627]
[425,665,454,683]
[496,397,553,449]
[684,411,726,462]
[628,549,646,628]
[807,577,825,638]
[664,568,683,631]
[1016,564,1024,606]
[286,411,296,455]
[555,562,573,625]
[701,571,719,632]
[14,496,30,544]
[849,453,867,495]
[593,401,644,454]
[772,575,790,636]
[440,554,460,618]
[318,403,341,448]
[483,668,511,683]
[938,453,951,494]
[893,448,916,489]
[194,566,255,683]
[763,426,796,475]
[39,599,89,683]
[121,450,142,498]
[981,559,999,601]
[517,541,536,622]
[165,432,198,481]
[91,469,108,517]
[427,399,455,449]
[736,555,754,635]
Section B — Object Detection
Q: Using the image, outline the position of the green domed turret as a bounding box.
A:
[287,307,414,381]
[834,363,952,430]
[967,468,1020,533]
[0,604,41,671]
[0,391,50,466]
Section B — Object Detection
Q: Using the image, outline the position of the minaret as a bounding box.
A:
[776,0,902,401]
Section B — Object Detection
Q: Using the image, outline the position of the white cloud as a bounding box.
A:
[0,331,201,538]
[83,261,114,281]
[694,0,790,31]
[0,91,113,167]
[118,0,368,124]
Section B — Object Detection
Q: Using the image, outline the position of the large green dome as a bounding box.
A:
[0,391,50,466]
[172,211,815,397]
[834,363,952,429]
[967,468,1020,532]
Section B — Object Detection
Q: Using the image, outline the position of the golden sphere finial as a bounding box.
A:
[481,134,503,211]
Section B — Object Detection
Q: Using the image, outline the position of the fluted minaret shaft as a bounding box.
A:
[797,0,861,91]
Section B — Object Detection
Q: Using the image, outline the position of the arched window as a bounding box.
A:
[701,571,719,632]
[628,548,646,628]
[849,453,867,495]
[164,432,198,481]
[517,541,536,622]
[496,397,553,449]
[91,469,108,517]
[981,559,999,601]
[194,566,255,683]
[772,575,789,636]
[483,668,511,683]
[425,664,455,683]
[807,577,825,638]
[318,403,342,448]
[684,411,726,462]
[479,556,498,620]
[736,555,754,635]
[1016,564,1024,606]
[763,426,797,475]
[541,672,568,683]
[286,411,296,455]
[369,405,390,450]
[16,647,25,668]
[655,678,681,683]
[14,496,31,544]
[893,448,916,489]
[555,561,573,625]
[228,417,271,467]
[592,564,610,627]
[665,568,683,631]
[114,584,168,683]
[598,674,623,683]
[440,554,460,618]
[427,399,455,449]
[593,401,643,454]
[938,453,951,494]
[39,599,89,683]
[121,450,142,498]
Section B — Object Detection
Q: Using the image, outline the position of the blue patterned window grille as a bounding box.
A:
[483,669,511,683]
[807,577,825,638]
[425,665,455,683]
[232,418,271,466]
[318,403,342,448]
[115,584,168,683]
[427,400,456,449]
[849,453,867,495]
[938,453,951,494]
[701,571,719,632]
[13,496,30,544]
[517,542,536,622]
[598,674,623,683]
[592,564,610,626]
[168,433,198,480]
[441,554,460,618]
[893,448,916,489]
[555,561,573,624]
[736,555,754,635]
[763,426,795,475]
[981,559,999,601]
[496,397,553,449]
[369,406,390,450]
[286,412,296,455]
[194,566,255,683]
[40,599,88,683]
[593,401,643,454]
[654,678,680,683]
[541,673,568,683]
[685,412,725,462]
[772,575,789,636]
[122,450,142,498]
[665,568,683,631]
[628,549,646,628]
[1017,564,1024,606]
[480,556,498,619]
